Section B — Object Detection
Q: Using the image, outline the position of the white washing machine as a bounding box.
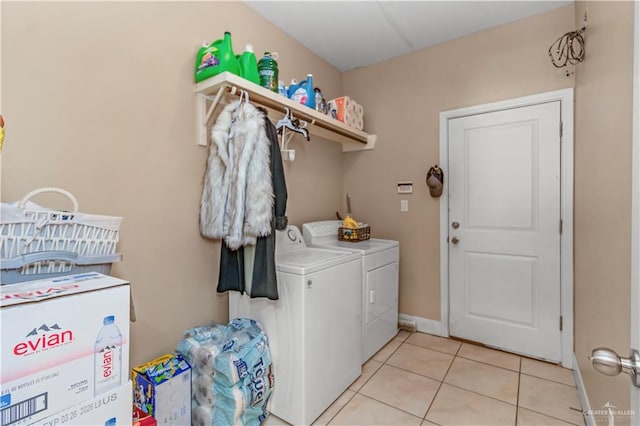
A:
[229,225,362,426]
[303,220,399,363]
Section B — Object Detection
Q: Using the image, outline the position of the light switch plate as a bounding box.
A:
[401,200,409,212]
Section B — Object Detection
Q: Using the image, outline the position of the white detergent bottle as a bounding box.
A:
[94,315,123,396]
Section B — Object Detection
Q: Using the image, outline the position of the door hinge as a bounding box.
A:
[560,316,563,331]
[559,219,563,234]
[560,121,563,137]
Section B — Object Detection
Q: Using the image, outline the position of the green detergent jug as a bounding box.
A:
[239,44,260,85]
[194,32,241,83]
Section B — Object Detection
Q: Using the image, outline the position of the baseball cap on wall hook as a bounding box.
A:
[426,165,443,198]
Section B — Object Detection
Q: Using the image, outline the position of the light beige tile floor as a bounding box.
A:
[266,331,586,426]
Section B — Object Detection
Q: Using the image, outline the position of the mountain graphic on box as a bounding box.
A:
[98,345,117,353]
[26,323,61,337]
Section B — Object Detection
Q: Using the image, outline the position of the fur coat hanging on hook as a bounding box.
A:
[200,99,273,250]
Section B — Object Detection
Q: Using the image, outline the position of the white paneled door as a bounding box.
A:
[448,101,562,362]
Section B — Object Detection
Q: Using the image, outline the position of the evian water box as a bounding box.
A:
[0,272,130,426]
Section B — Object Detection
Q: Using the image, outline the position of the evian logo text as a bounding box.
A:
[3,284,80,300]
[100,346,115,378]
[13,323,74,356]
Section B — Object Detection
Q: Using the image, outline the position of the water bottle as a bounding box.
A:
[94,315,123,396]
[258,52,278,92]
[314,88,327,114]
[278,81,287,97]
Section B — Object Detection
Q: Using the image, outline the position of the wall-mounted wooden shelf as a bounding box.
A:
[194,72,376,152]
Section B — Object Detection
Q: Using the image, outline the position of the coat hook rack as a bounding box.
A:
[548,11,587,76]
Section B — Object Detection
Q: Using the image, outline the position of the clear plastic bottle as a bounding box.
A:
[314,88,327,114]
[94,315,123,396]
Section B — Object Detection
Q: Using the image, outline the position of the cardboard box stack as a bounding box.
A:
[0,273,132,426]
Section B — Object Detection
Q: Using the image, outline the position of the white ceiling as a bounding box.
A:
[245,1,572,71]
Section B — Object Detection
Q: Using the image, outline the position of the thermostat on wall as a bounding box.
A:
[397,181,413,194]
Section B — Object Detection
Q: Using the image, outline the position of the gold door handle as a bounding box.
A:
[451,237,460,244]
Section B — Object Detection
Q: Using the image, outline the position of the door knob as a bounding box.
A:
[590,347,640,388]
[452,222,460,229]
[451,237,460,244]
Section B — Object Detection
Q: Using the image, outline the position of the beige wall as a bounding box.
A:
[342,5,575,320]
[574,1,634,419]
[1,1,345,367]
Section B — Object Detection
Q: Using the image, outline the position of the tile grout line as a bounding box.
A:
[517,406,585,426]
[519,371,577,389]
[404,340,522,375]
[515,356,522,426]
[348,360,384,393]
[349,392,423,423]
[403,340,460,357]
[372,338,405,364]
[383,362,450,384]
[321,388,357,426]
[452,353,522,376]
[455,355,521,374]
[442,381,519,408]
[421,341,463,422]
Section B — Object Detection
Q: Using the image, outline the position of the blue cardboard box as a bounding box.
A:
[132,353,191,426]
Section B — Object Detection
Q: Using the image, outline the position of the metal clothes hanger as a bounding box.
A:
[276,108,311,161]
[276,108,309,141]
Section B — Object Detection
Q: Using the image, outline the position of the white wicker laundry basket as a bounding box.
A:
[0,187,123,282]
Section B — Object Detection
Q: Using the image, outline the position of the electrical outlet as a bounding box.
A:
[401,200,408,212]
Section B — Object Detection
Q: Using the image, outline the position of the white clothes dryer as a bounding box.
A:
[229,225,362,426]
[303,220,399,363]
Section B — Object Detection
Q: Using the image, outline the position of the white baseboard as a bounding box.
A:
[573,353,594,426]
[399,313,445,337]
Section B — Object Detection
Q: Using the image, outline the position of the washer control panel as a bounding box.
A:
[275,225,306,254]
